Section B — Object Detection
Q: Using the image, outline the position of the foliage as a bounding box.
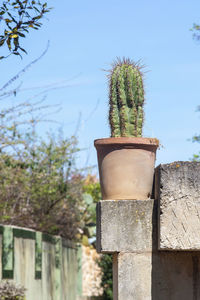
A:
[83,174,101,204]
[108,57,145,137]
[191,23,200,41]
[0,82,85,241]
[0,71,97,241]
[0,280,26,300]
[83,176,113,299]
[79,175,101,243]
[0,100,100,242]
[192,154,200,161]
[191,105,200,161]
[0,0,51,59]
[82,175,101,225]
[0,33,89,241]
[192,134,200,161]
[0,125,85,240]
[97,254,113,300]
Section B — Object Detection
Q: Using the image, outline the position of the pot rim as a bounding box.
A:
[94,137,159,149]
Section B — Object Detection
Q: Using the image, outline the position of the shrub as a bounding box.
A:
[97,254,113,300]
[0,281,26,300]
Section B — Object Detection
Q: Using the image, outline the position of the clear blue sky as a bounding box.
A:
[1,0,200,170]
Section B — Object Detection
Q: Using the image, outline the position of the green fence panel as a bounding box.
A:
[2,225,13,279]
[0,225,80,300]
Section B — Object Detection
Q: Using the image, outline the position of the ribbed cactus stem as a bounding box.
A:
[109,68,121,137]
[109,58,145,137]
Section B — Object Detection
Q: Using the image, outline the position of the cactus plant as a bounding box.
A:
[94,58,158,201]
[109,58,145,137]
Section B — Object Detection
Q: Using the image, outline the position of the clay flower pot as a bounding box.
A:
[94,137,159,200]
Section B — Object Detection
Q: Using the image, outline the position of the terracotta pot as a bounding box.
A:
[94,137,159,200]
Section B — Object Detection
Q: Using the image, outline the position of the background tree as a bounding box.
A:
[0,43,99,242]
[0,13,87,240]
[0,120,85,240]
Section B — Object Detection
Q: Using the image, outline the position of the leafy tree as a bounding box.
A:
[0,0,51,59]
[0,40,87,241]
[0,1,92,242]
[0,124,85,240]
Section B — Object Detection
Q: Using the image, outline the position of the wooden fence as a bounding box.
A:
[0,225,82,300]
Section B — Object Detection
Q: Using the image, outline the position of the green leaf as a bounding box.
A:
[83,193,93,205]
[13,37,19,49]
[7,12,17,24]
[5,18,12,23]
[19,46,27,54]
[18,32,25,37]
[0,39,5,46]
[6,37,11,50]
[33,6,40,13]
[10,34,18,38]
[34,15,42,20]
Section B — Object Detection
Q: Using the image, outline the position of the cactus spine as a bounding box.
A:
[109,58,145,137]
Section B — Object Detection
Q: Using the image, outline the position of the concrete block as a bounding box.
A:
[155,161,200,250]
[96,199,155,253]
[113,251,200,300]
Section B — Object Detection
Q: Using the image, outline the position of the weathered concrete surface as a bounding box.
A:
[113,251,200,300]
[97,161,200,299]
[96,200,155,253]
[152,252,200,300]
[155,161,200,250]
[113,252,152,300]
[108,196,200,300]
